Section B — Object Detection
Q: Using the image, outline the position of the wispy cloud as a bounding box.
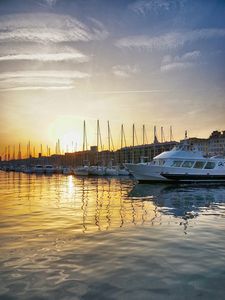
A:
[0,86,74,92]
[0,52,89,63]
[0,13,108,43]
[112,65,140,78]
[0,70,90,91]
[0,71,90,80]
[116,29,225,50]
[34,0,59,8]
[0,42,90,63]
[160,50,201,72]
[129,0,186,15]
[90,89,167,94]
[41,0,58,7]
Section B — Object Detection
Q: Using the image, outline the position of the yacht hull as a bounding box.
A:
[161,173,225,182]
[124,163,168,182]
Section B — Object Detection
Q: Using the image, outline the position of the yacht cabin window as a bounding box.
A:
[193,161,205,169]
[154,159,165,166]
[171,161,183,167]
[204,162,216,169]
[182,161,195,168]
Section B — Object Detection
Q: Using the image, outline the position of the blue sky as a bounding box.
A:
[0,0,225,153]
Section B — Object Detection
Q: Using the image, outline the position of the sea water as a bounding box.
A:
[0,171,225,299]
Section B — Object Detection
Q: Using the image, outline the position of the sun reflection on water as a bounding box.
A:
[0,173,159,239]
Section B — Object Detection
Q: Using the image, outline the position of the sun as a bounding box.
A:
[48,116,83,152]
[61,131,81,152]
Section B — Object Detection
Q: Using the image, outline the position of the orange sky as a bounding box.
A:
[1,1,225,158]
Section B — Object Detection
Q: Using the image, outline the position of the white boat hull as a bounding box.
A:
[89,166,105,176]
[105,168,119,176]
[125,163,168,182]
[74,166,89,176]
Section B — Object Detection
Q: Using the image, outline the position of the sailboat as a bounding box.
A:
[89,120,105,176]
[74,120,89,176]
[105,121,119,176]
[117,124,130,176]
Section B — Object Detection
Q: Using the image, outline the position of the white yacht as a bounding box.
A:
[125,144,225,183]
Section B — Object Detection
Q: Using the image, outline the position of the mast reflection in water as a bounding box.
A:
[1,171,225,300]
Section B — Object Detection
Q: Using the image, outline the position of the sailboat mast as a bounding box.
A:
[97,120,99,151]
[121,124,123,149]
[142,125,145,145]
[18,143,21,160]
[107,120,110,151]
[83,120,86,152]
[97,120,99,163]
[132,124,135,163]
[13,145,15,160]
[170,125,173,142]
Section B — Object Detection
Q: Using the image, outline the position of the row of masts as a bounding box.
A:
[1,122,176,161]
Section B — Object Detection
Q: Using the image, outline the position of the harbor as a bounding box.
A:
[1,0,225,299]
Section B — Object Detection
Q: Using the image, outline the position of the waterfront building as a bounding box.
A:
[181,130,225,156]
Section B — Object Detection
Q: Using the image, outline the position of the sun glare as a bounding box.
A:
[48,116,83,152]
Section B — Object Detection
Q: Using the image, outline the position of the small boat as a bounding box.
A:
[45,165,55,174]
[74,166,89,176]
[23,166,33,174]
[118,167,130,176]
[62,167,73,175]
[105,166,119,176]
[125,144,225,183]
[55,166,63,174]
[89,166,105,176]
[33,165,44,174]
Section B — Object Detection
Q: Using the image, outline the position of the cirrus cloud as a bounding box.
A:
[116,29,225,51]
[0,70,90,91]
[129,0,186,15]
[112,64,140,78]
[160,50,201,72]
[0,13,108,43]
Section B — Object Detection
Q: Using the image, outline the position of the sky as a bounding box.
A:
[0,0,225,157]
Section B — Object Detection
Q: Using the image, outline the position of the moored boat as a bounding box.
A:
[105,166,119,176]
[74,166,89,176]
[125,144,225,183]
[33,165,44,174]
[44,165,55,174]
[89,166,105,176]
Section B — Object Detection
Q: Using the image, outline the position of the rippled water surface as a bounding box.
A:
[0,171,225,299]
